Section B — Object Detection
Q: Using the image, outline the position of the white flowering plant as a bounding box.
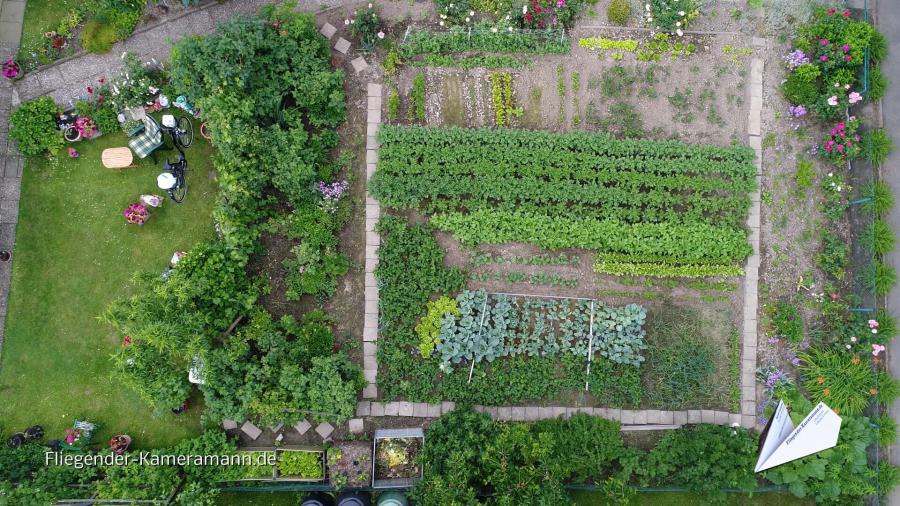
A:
[436,0,474,26]
[349,3,384,51]
[646,0,700,35]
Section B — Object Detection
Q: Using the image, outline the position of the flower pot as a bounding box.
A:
[200,122,211,140]
[0,251,10,262]
[63,127,82,143]
[3,61,22,81]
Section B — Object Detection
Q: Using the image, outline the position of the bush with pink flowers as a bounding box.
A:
[819,116,861,163]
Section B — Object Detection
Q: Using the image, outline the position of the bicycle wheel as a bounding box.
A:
[172,173,187,203]
[177,116,194,148]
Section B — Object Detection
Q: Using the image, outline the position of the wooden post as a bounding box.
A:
[468,297,489,384]
[584,301,595,391]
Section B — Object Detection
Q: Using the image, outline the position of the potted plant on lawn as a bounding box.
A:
[124,203,150,225]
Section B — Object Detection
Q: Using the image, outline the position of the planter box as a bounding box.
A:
[275,448,326,482]
[372,428,424,489]
[235,450,277,481]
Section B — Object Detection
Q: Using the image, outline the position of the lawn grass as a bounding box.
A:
[0,117,216,448]
[18,0,77,64]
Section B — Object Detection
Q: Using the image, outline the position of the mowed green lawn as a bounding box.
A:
[18,0,75,60]
[0,119,216,448]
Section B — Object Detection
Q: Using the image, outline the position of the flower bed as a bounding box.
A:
[327,441,372,490]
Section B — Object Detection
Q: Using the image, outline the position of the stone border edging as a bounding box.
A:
[355,400,744,428]
[362,82,382,400]
[740,54,764,430]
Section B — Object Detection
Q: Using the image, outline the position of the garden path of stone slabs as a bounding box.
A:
[0,0,27,358]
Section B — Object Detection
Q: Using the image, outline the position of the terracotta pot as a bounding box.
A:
[200,122,211,140]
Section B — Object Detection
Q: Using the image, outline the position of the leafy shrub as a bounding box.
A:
[800,348,884,415]
[766,394,881,503]
[533,414,638,483]
[863,128,894,166]
[817,230,849,281]
[80,20,118,54]
[862,219,896,256]
[794,159,815,189]
[864,260,897,296]
[606,0,631,25]
[586,101,646,139]
[387,87,400,121]
[415,296,459,358]
[587,357,642,407]
[641,424,757,498]
[278,451,323,478]
[83,0,144,37]
[768,301,804,342]
[643,306,717,409]
[400,24,570,57]
[781,64,820,106]
[111,339,192,413]
[384,50,402,75]
[409,72,426,122]
[648,0,700,33]
[9,96,63,157]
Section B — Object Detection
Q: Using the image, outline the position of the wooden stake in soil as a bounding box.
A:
[584,301,595,391]
[468,297,489,384]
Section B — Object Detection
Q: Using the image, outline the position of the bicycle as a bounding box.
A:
[156,114,194,203]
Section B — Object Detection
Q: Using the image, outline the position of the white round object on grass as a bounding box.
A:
[161,114,176,128]
[157,172,177,190]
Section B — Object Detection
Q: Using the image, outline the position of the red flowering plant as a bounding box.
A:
[819,116,861,163]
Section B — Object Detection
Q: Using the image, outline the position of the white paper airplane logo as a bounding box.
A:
[754,401,842,473]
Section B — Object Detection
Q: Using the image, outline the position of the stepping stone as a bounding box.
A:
[294,419,311,435]
[269,423,284,434]
[370,402,385,417]
[348,418,364,434]
[363,384,378,399]
[356,401,371,417]
[441,401,456,414]
[384,402,400,416]
[351,56,369,73]
[241,421,262,440]
[319,23,337,39]
[222,419,238,430]
[367,83,382,97]
[315,422,335,439]
[334,37,351,54]
[399,402,414,417]
[427,404,442,418]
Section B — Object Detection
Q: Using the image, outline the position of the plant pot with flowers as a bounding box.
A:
[124,203,150,225]
[74,117,99,141]
[2,59,21,81]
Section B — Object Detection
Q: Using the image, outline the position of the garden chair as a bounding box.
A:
[128,116,164,160]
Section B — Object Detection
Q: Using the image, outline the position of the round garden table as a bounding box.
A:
[101,147,134,169]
